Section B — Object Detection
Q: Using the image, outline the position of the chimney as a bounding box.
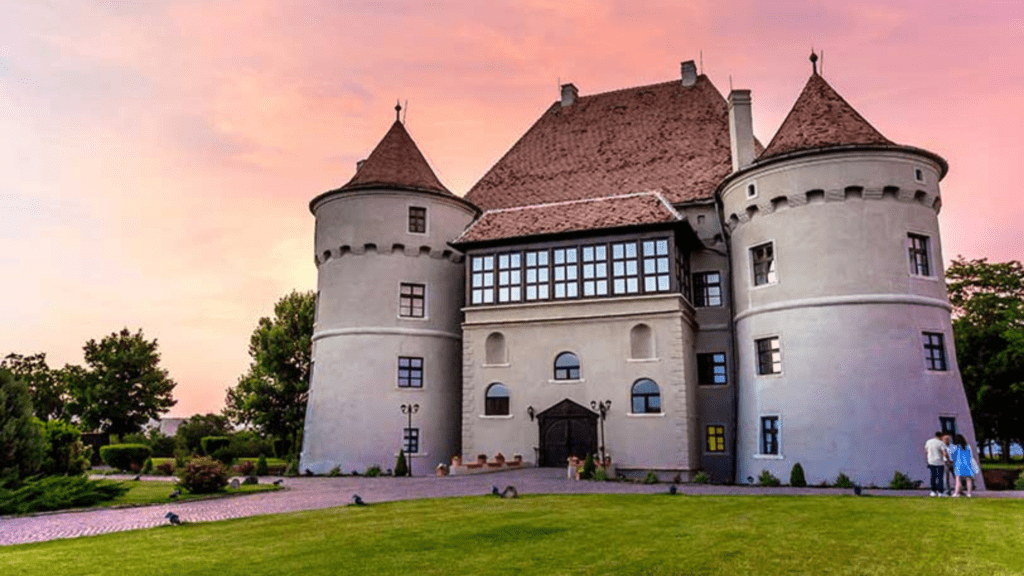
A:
[560,83,578,107]
[728,89,755,171]
[356,159,366,171]
[680,60,697,87]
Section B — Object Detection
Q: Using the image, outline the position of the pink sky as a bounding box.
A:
[2,1,1022,418]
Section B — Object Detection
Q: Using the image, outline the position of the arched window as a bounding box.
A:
[485,332,506,365]
[554,352,580,380]
[631,379,661,414]
[485,383,510,416]
[629,324,654,359]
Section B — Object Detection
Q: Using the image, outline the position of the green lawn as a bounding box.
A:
[95,480,280,508]
[6,494,1024,575]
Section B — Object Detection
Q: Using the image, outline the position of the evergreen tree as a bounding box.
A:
[394,450,409,477]
[0,370,47,487]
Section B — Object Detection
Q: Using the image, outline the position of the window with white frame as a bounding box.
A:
[552,247,579,299]
[471,255,495,304]
[612,241,639,294]
[581,244,609,297]
[641,239,671,292]
[497,252,522,303]
[524,250,550,301]
[750,242,776,286]
[908,234,931,277]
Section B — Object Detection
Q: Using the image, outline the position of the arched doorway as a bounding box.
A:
[537,399,598,467]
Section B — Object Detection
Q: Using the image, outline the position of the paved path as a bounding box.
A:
[2,468,1020,546]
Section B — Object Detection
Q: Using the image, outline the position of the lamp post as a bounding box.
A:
[590,400,611,465]
[400,403,419,476]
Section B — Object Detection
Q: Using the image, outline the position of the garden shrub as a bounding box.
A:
[365,465,382,477]
[394,450,408,477]
[236,460,256,476]
[146,432,178,458]
[40,419,91,477]
[99,444,152,472]
[691,471,709,484]
[228,431,273,459]
[0,476,128,515]
[581,454,596,480]
[835,473,855,489]
[889,470,915,490]
[242,475,258,485]
[200,436,232,456]
[759,469,781,487]
[329,465,342,477]
[0,371,47,487]
[1014,471,1024,491]
[255,454,269,476]
[155,462,174,476]
[643,471,659,484]
[593,467,608,482]
[176,457,229,494]
[789,463,807,487]
[141,458,154,475]
[284,459,299,477]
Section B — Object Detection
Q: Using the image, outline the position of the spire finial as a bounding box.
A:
[395,100,402,122]
[810,49,819,75]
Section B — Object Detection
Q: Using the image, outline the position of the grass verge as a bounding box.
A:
[6,494,1024,575]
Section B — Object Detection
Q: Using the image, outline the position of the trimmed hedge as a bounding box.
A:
[99,444,152,472]
[177,457,229,494]
[201,436,232,456]
[789,463,807,487]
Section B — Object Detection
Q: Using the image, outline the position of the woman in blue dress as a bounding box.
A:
[948,434,975,497]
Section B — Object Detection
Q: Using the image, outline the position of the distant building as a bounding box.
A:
[300,55,981,487]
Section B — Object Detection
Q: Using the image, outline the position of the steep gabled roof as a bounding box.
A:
[759,73,893,160]
[466,76,761,211]
[336,120,452,195]
[453,192,681,245]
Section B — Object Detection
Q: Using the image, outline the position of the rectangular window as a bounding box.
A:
[399,283,425,317]
[923,332,947,371]
[497,252,522,303]
[706,425,726,453]
[470,256,495,305]
[552,247,579,299]
[751,242,776,286]
[760,416,779,455]
[939,416,957,437]
[524,250,550,301]
[408,206,426,234]
[693,272,722,307]
[755,337,781,375]
[397,357,423,388]
[676,247,691,303]
[641,239,671,293]
[908,234,931,276]
[611,241,639,294]
[697,352,727,386]
[403,427,420,454]
[581,244,609,297]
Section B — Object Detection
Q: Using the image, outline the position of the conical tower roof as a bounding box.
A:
[337,119,452,195]
[759,72,893,160]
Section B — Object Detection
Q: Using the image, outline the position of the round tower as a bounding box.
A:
[300,113,477,474]
[721,65,982,487]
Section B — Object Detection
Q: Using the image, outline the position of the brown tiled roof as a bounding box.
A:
[454,192,681,244]
[759,73,893,160]
[337,120,452,195]
[466,76,759,210]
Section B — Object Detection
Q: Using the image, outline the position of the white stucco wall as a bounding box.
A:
[300,188,476,474]
[721,149,982,487]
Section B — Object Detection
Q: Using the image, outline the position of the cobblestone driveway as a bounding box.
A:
[1,468,1019,546]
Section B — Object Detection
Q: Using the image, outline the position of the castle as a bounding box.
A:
[299,55,980,486]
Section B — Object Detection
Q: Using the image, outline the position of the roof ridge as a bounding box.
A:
[476,191,671,215]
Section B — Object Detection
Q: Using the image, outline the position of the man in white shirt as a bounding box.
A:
[925,432,947,496]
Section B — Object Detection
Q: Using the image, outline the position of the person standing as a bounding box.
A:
[925,432,946,497]
[942,434,955,496]
[949,434,975,498]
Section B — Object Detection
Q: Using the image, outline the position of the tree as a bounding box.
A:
[175,413,231,455]
[0,352,67,421]
[65,328,177,437]
[223,291,314,457]
[0,369,47,487]
[946,257,1024,461]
